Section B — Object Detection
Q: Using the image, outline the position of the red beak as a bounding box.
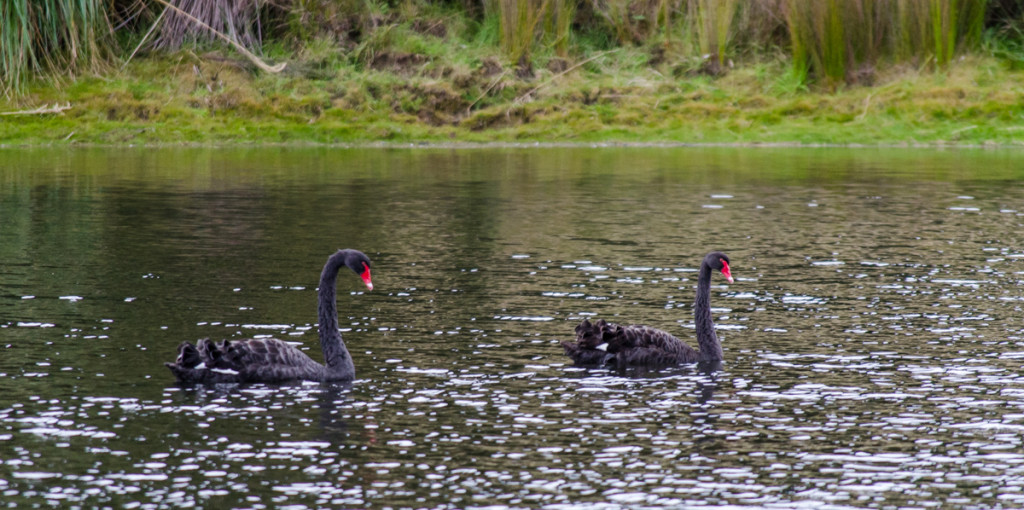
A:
[361,263,373,291]
[720,260,734,283]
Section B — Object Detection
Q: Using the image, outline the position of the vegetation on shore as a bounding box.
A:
[3,0,1024,147]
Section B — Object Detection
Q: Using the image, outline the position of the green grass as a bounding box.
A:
[3,45,1024,147]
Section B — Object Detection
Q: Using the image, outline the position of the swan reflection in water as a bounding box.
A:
[314,382,380,445]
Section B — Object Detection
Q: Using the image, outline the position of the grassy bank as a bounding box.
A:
[2,0,1024,147]
[3,51,1023,147]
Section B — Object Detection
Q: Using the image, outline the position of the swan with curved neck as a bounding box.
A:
[562,251,733,367]
[165,249,373,383]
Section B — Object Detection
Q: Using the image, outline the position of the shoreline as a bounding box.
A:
[2,140,1022,150]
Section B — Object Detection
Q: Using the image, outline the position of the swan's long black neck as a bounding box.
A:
[318,251,355,378]
[694,261,723,362]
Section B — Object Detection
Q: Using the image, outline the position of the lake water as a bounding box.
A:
[3,146,1024,508]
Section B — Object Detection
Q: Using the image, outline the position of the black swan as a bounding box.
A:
[562,251,733,367]
[165,249,373,384]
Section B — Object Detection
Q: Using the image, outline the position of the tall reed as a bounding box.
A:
[499,0,543,64]
[898,0,987,67]
[785,0,986,86]
[543,0,576,57]
[1,0,113,96]
[0,0,1009,98]
[488,0,576,64]
[689,0,739,67]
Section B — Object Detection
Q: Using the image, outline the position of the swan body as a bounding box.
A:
[165,249,373,384]
[562,251,733,367]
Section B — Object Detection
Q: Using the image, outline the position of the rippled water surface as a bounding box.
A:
[3,147,1024,508]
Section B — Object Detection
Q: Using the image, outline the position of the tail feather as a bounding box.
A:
[563,318,620,366]
[197,338,223,365]
[172,339,231,368]
[175,341,202,367]
[166,339,242,383]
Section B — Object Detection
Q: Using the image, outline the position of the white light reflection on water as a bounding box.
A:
[4,147,1024,508]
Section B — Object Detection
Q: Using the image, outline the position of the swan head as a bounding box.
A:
[704,251,733,283]
[341,249,374,291]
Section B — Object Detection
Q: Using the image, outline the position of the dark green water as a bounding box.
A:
[3,146,1024,508]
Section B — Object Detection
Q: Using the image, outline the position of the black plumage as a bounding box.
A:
[562,251,733,368]
[165,249,373,384]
